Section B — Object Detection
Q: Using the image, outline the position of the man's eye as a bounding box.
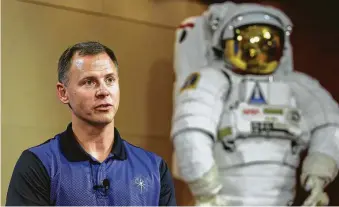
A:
[106,77,115,84]
[84,80,94,86]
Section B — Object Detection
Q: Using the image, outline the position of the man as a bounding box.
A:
[171,1,339,206]
[6,41,176,206]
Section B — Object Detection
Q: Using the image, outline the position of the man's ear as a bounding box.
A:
[56,82,69,104]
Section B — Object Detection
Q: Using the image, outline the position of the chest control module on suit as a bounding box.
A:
[218,76,308,150]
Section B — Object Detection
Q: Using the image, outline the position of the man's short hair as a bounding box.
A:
[58,41,119,85]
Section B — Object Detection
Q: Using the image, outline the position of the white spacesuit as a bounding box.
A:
[171,2,339,206]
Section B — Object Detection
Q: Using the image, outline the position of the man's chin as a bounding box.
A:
[87,116,114,126]
[73,112,115,126]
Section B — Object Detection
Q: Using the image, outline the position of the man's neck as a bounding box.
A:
[71,118,115,162]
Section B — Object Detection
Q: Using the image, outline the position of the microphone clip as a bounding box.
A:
[93,178,110,194]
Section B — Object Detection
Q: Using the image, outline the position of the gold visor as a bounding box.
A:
[224,24,284,75]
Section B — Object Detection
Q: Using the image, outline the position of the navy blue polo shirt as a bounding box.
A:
[6,123,176,206]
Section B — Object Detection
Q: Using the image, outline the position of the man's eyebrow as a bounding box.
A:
[79,73,117,80]
[79,75,96,81]
[105,73,118,78]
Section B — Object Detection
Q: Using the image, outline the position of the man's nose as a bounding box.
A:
[96,83,110,97]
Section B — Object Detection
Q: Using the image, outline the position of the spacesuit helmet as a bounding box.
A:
[222,13,288,75]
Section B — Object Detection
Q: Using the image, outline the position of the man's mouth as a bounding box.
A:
[95,104,113,110]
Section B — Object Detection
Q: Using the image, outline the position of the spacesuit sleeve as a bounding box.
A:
[171,68,229,196]
[291,72,339,180]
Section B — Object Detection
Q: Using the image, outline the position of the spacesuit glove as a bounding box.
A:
[302,175,329,206]
[195,194,228,206]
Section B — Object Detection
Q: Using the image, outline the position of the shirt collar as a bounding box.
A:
[60,123,127,162]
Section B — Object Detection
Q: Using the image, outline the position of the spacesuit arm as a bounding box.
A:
[292,72,339,189]
[171,68,229,198]
[173,131,221,197]
[302,127,339,188]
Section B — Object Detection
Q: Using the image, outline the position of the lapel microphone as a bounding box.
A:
[93,178,110,192]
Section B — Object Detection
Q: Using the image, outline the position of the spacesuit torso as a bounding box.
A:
[213,71,309,205]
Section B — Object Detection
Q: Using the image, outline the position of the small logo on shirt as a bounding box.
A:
[133,176,152,194]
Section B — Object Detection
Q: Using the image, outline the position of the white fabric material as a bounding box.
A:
[301,152,338,187]
[173,16,215,89]
[171,68,228,139]
[308,125,339,167]
[187,165,223,196]
[173,130,215,183]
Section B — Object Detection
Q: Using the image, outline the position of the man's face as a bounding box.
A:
[57,52,120,126]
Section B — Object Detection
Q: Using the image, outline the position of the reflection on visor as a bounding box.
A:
[224,24,284,75]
